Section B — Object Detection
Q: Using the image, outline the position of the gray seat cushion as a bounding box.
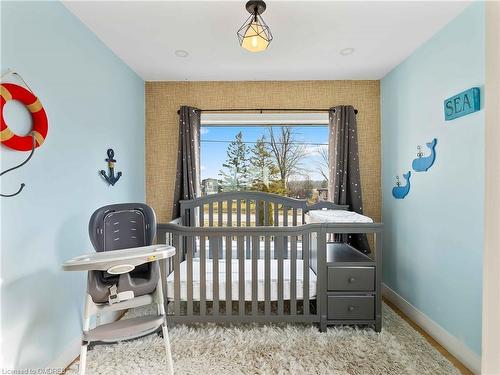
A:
[87,203,159,303]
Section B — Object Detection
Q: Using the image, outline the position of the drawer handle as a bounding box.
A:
[348,305,358,312]
[348,277,356,283]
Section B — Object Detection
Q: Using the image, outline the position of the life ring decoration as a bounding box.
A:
[0,83,48,151]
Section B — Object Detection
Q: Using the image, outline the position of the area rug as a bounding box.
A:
[66,303,460,375]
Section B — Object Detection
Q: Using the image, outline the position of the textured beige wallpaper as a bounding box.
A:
[145,81,381,223]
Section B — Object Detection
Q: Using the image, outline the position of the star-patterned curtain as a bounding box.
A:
[172,106,201,220]
[328,105,371,253]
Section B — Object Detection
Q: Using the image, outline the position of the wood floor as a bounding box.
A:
[383,298,473,375]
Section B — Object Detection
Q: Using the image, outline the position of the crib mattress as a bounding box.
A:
[305,209,373,223]
[166,259,317,301]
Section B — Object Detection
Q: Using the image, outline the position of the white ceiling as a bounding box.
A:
[63,1,471,81]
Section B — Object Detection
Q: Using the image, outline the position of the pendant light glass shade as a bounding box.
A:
[237,2,273,52]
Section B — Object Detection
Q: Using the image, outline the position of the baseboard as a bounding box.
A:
[382,283,481,374]
[48,336,81,372]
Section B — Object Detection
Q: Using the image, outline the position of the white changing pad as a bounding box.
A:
[305,209,373,223]
[166,259,317,301]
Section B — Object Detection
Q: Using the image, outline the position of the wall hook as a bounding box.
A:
[100,148,122,186]
[1,134,35,198]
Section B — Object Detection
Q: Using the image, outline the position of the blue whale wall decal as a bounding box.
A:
[392,171,411,199]
[412,138,437,172]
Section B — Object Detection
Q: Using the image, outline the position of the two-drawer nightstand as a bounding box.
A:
[320,242,382,332]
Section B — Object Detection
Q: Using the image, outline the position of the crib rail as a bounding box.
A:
[157,222,383,325]
[180,191,308,228]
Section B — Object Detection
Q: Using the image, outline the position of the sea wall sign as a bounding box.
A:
[444,87,480,121]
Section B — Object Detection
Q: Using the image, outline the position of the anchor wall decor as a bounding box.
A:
[100,148,122,186]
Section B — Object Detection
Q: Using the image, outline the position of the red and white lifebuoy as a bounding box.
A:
[0,83,48,151]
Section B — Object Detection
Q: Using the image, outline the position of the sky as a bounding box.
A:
[200,125,329,181]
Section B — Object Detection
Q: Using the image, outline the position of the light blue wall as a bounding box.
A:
[1,1,144,369]
[381,3,484,355]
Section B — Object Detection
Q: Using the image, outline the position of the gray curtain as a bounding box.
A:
[328,105,371,253]
[172,106,201,219]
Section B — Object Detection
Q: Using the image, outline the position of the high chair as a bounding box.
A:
[63,203,175,375]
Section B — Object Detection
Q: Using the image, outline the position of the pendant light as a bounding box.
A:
[237,1,273,52]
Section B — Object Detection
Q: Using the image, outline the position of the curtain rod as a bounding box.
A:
[177,108,358,115]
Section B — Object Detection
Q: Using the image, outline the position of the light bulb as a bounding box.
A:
[241,20,269,52]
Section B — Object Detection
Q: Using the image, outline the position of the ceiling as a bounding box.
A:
[63,1,471,81]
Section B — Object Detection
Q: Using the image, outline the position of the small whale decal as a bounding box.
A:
[392,171,411,199]
[412,138,437,172]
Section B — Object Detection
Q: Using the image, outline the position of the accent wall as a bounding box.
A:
[146,80,381,224]
[381,1,484,362]
[1,1,145,369]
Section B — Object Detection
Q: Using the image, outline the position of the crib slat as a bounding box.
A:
[199,204,204,227]
[218,202,223,227]
[246,200,251,257]
[186,236,194,316]
[200,235,206,316]
[290,235,297,315]
[274,203,279,226]
[238,236,245,316]
[303,233,310,316]
[255,200,260,226]
[276,236,284,315]
[264,235,271,315]
[246,200,250,227]
[282,205,293,258]
[237,199,241,227]
[227,200,232,227]
[173,234,181,316]
[189,208,195,227]
[226,235,232,315]
[211,236,220,315]
[209,202,214,227]
[252,235,259,315]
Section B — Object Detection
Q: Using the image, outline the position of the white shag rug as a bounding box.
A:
[67,303,460,375]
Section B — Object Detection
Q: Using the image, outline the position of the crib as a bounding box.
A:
[157,192,383,330]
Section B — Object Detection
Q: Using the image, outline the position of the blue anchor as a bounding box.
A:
[100,148,122,186]
[412,138,437,172]
[392,171,411,199]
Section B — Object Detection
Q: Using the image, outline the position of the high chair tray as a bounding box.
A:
[63,245,175,272]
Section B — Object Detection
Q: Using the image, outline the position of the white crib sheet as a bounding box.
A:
[166,259,317,301]
[305,209,373,223]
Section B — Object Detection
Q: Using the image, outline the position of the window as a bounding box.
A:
[200,113,329,203]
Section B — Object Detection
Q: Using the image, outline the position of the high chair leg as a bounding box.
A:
[162,322,174,375]
[79,293,92,375]
[79,342,88,375]
[158,302,173,374]
[155,272,174,374]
